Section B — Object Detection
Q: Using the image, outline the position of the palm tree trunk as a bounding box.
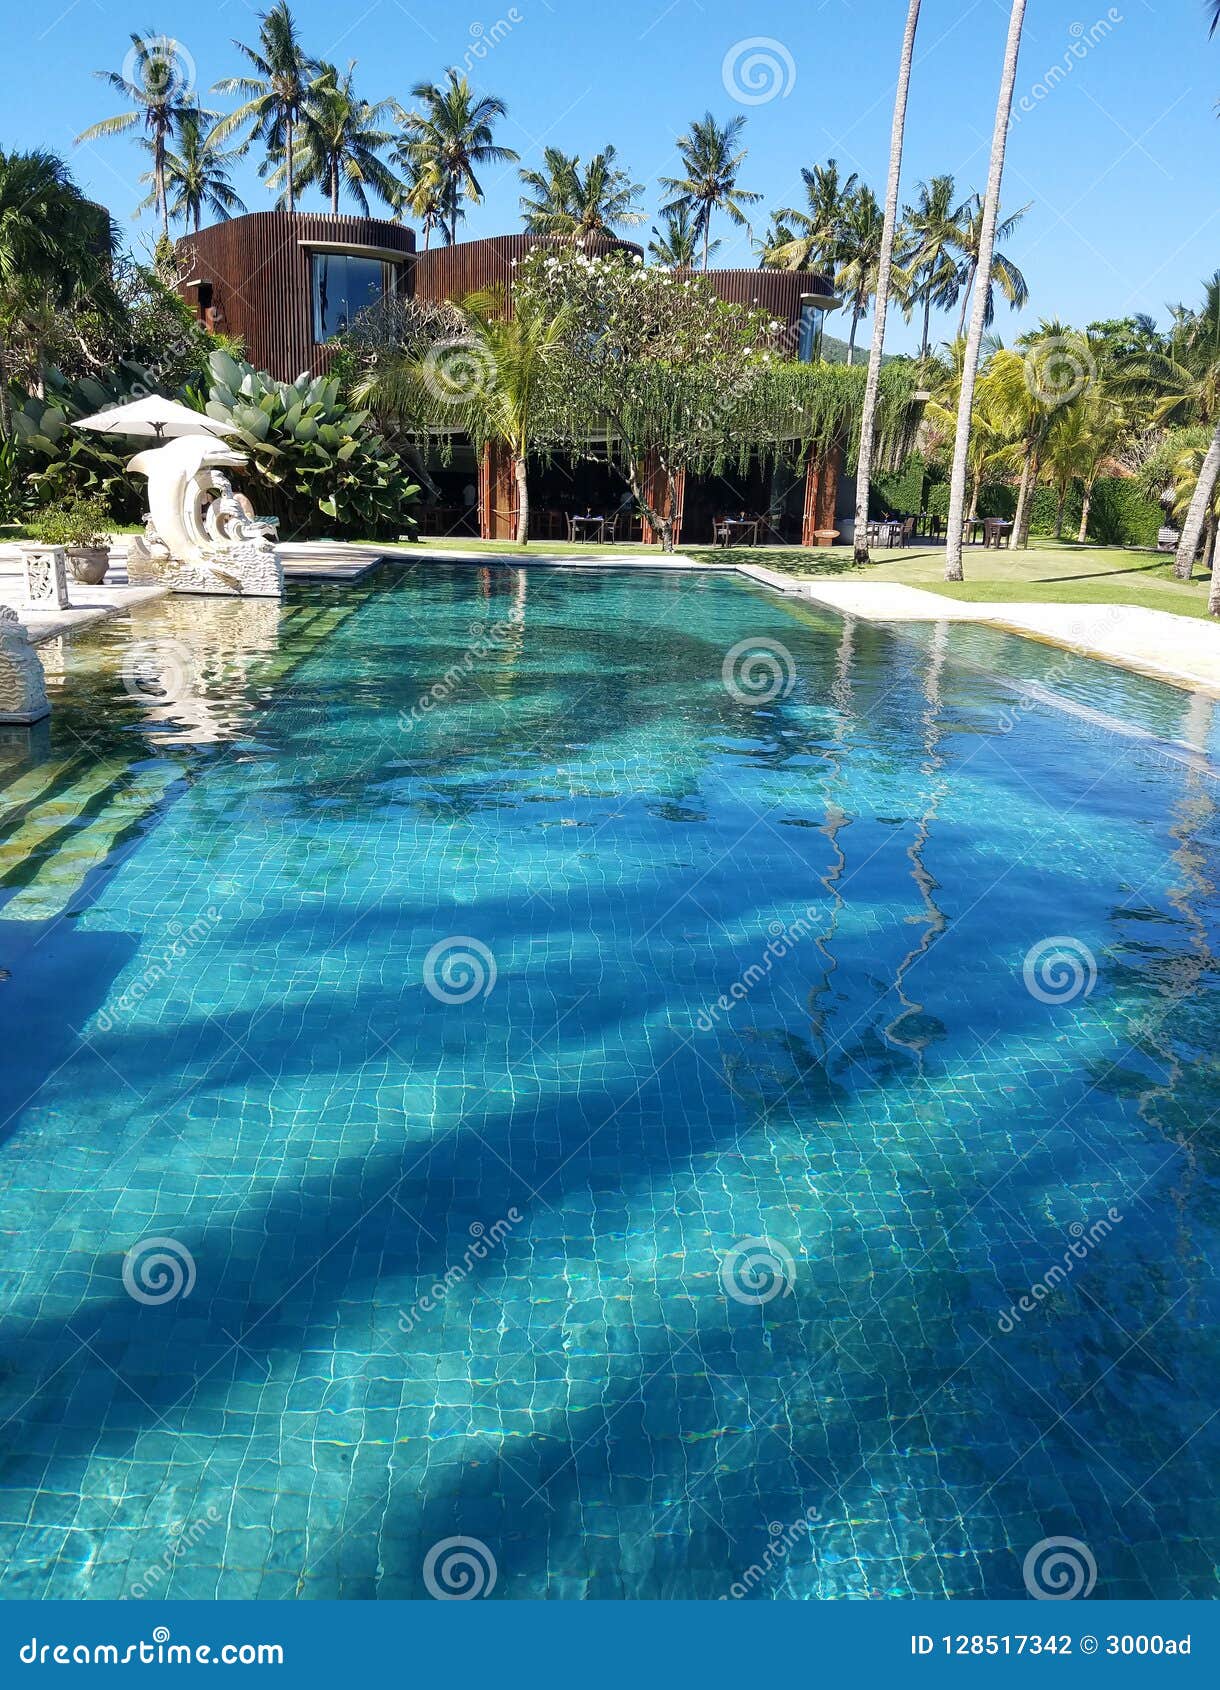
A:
[956,277,972,341]
[1210,530,1220,616]
[1009,454,1033,551]
[847,315,858,366]
[921,289,932,360]
[514,453,529,545]
[1054,486,1067,539]
[331,162,340,217]
[285,113,295,215]
[0,336,11,435]
[155,129,169,242]
[1077,481,1093,544]
[702,215,710,272]
[1016,448,1041,548]
[1174,417,1220,580]
[945,0,1027,582]
[853,0,922,566]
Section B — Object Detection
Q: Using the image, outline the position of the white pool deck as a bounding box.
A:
[2,540,1218,697]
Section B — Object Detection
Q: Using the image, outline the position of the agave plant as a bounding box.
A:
[201,349,418,536]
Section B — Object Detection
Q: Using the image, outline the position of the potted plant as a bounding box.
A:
[36,496,114,584]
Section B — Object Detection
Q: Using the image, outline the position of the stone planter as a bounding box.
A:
[17,543,70,610]
[66,545,111,585]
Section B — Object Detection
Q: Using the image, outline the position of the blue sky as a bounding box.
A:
[5,0,1218,353]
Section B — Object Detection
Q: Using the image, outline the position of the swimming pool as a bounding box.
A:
[0,563,1216,1599]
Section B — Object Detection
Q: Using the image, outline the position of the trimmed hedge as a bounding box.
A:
[923,476,1161,545]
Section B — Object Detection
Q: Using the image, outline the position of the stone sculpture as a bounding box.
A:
[125,435,284,599]
[0,606,51,725]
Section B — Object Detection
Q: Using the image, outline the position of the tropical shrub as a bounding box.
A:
[201,350,419,537]
[34,493,112,548]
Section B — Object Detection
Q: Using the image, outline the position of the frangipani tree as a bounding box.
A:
[518,248,778,550]
[516,248,923,552]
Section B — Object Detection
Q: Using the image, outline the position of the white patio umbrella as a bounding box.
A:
[73,395,235,441]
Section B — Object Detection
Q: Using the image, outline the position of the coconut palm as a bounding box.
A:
[356,289,570,545]
[0,150,119,429]
[854,0,922,565]
[397,158,446,250]
[137,110,246,234]
[763,159,859,273]
[519,146,643,243]
[396,73,518,246]
[1152,274,1220,580]
[950,195,1030,336]
[979,324,1091,548]
[211,2,318,215]
[77,33,202,241]
[901,174,971,358]
[945,0,1029,582]
[269,62,399,215]
[834,187,889,366]
[660,112,761,270]
[1041,381,1126,541]
[649,206,715,269]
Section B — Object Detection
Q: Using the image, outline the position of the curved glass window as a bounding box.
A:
[797,300,826,364]
[311,253,396,342]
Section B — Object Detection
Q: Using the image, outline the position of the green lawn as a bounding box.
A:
[829,539,1214,620]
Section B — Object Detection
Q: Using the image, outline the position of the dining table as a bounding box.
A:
[714,517,761,547]
[569,515,607,543]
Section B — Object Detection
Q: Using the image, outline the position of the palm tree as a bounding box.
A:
[1157,274,1220,580]
[1041,381,1125,540]
[950,195,1030,336]
[397,157,446,250]
[356,290,570,545]
[396,72,517,246]
[834,187,888,366]
[137,111,246,234]
[649,206,715,268]
[901,174,971,358]
[854,0,922,566]
[945,0,1029,582]
[762,159,859,272]
[0,150,119,430]
[660,112,761,270]
[271,62,399,215]
[211,2,318,215]
[976,325,1089,549]
[519,145,643,243]
[77,33,201,241]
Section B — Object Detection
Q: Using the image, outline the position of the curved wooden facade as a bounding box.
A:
[413,233,642,315]
[177,212,416,379]
[176,214,846,544]
[178,214,837,378]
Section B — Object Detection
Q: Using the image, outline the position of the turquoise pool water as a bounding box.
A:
[0,563,1217,1600]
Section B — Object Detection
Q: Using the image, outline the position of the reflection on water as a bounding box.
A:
[0,566,1218,1601]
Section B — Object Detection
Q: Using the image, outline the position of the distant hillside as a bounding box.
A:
[818,330,899,367]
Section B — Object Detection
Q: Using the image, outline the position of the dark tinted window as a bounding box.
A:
[311,253,390,342]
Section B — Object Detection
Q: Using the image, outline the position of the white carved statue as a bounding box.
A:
[125,434,284,599]
[0,606,51,725]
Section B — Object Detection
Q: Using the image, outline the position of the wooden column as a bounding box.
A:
[815,440,844,541]
[479,441,519,541]
[801,452,821,548]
